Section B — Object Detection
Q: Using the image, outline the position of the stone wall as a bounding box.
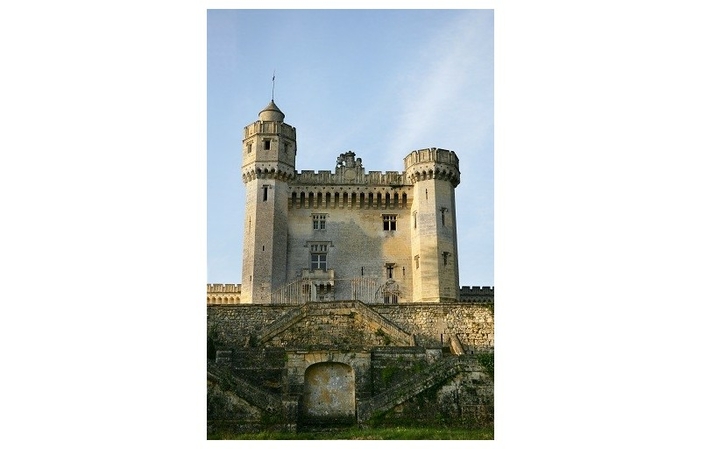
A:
[370,347,432,395]
[207,302,494,434]
[370,367,493,428]
[263,303,412,349]
[215,347,287,395]
[368,304,494,351]
[208,304,296,347]
[208,303,494,352]
[207,283,494,305]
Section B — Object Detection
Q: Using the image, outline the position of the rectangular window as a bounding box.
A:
[311,253,327,270]
[383,214,397,231]
[413,211,417,229]
[264,139,271,150]
[247,143,252,153]
[415,255,420,269]
[312,214,327,230]
[262,185,269,201]
[443,252,450,266]
[310,242,329,271]
[441,207,447,227]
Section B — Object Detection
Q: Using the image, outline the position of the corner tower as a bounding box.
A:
[241,100,296,303]
[404,148,461,302]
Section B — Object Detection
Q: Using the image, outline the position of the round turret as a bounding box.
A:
[258,100,285,122]
[403,147,460,187]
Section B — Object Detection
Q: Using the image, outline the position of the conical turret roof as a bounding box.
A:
[258,100,285,122]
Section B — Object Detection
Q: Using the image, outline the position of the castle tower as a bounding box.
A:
[240,100,296,303]
[404,148,461,302]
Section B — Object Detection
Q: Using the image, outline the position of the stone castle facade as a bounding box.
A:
[207,99,494,435]
[239,100,462,304]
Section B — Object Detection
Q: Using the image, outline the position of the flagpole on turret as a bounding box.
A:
[271,70,276,101]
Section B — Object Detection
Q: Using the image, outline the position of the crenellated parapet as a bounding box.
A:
[286,151,414,209]
[293,151,409,186]
[207,283,242,305]
[292,169,408,186]
[403,147,460,187]
[243,121,296,140]
[458,286,494,303]
[208,283,242,292]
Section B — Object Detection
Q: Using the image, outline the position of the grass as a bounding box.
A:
[208,426,493,440]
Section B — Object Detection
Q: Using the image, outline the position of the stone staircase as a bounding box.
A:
[253,300,414,347]
[207,360,282,414]
[357,355,483,423]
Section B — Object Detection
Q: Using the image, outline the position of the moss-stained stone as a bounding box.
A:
[207,302,493,433]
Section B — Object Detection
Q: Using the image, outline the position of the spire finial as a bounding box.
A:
[271,70,276,101]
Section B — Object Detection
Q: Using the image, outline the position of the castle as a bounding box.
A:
[237,99,463,304]
[207,99,494,435]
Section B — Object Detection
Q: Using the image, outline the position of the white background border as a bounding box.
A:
[2,1,700,447]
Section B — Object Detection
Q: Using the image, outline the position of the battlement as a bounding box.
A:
[458,286,494,303]
[208,283,242,293]
[403,147,459,169]
[292,169,409,186]
[243,121,296,140]
[460,286,494,293]
[403,148,460,187]
[207,283,242,305]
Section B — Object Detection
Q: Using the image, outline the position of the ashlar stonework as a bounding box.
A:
[207,100,494,435]
[240,100,461,304]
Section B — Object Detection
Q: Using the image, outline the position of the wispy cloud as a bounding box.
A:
[385,13,493,167]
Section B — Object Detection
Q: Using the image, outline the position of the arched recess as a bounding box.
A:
[301,362,356,424]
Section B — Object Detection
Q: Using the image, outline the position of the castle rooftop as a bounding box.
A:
[258,100,285,122]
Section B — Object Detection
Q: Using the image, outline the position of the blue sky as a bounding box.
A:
[207,9,494,286]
